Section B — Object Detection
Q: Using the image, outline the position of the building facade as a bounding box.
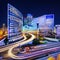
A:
[31,14,54,36]
[7,4,23,42]
[55,25,60,38]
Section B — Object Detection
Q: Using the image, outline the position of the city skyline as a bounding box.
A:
[0,1,60,60]
[0,0,60,27]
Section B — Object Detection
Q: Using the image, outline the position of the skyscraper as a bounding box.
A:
[7,4,23,42]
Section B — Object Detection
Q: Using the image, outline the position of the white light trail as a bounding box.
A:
[8,33,36,59]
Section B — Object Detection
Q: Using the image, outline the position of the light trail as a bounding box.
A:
[8,33,36,59]
[44,37,59,42]
[8,34,60,60]
[8,46,60,60]
[0,33,26,53]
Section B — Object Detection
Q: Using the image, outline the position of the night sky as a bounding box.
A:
[0,0,60,27]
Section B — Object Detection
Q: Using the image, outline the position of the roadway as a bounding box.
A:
[8,33,36,57]
[8,38,60,59]
[44,37,60,42]
[0,33,27,53]
[0,33,35,53]
[1,33,60,60]
[36,51,60,60]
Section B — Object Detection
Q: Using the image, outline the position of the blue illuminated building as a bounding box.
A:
[23,14,54,32]
[7,4,23,42]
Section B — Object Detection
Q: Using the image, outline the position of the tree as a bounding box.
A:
[4,36,8,45]
[32,38,40,45]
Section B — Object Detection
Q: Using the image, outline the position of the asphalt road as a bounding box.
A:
[8,38,60,59]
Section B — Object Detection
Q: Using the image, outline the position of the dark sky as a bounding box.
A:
[0,0,60,27]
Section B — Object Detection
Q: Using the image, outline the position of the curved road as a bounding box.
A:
[8,37,60,59]
[8,33,36,59]
[0,33,27,53]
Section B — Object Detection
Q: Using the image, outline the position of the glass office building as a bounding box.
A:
[31,14,54,30]
[23,14,54,33]
[7,4,23,42]
[32,14,54,36]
